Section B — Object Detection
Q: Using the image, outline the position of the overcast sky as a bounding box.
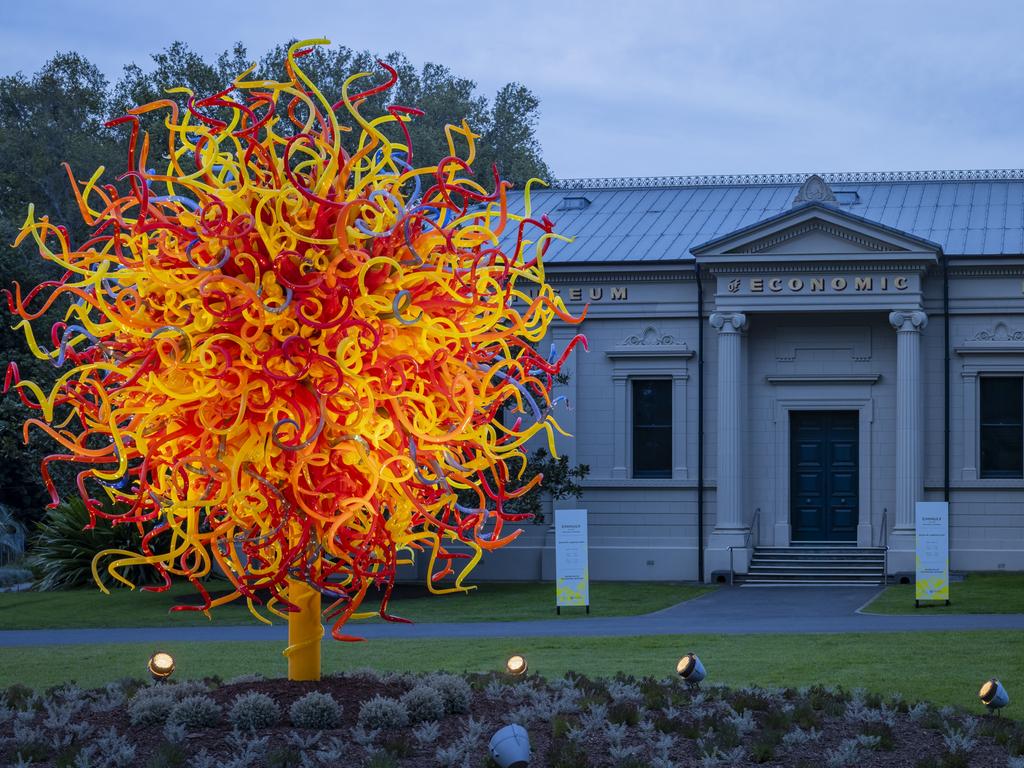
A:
[3,1,1022,180]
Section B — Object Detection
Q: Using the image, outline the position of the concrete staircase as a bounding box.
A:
[735,542,887,586]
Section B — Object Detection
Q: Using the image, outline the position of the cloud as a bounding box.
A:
[4,0,1024,178]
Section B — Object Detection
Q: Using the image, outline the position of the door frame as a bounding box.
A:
[772,397,874,547]
[788,410,860,542]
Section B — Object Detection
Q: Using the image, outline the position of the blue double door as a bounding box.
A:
[790,411,858,542]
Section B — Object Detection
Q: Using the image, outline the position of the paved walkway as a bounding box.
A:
[3,586,1024,647]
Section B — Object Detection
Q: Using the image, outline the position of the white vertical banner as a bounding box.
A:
[555,509,589,608]
[915,501,949,603]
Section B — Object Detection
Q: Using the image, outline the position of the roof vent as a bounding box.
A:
[557,195,592,211]
[793,174,837,206]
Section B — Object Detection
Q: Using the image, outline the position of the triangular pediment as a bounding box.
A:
[690,202,941,266]
[726,219,904,255]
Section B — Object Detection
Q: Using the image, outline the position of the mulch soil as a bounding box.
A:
[2,671,1022,767]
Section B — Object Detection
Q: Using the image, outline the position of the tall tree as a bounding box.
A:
[0,53,122,520]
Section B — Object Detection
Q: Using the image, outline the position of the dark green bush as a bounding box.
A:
[27,495,168,590]
[3,683,34,709]
[607,700,640,726]
[861,721,896,750]
[145,742,187,768]
[750,740,775,763]
[551,714,573,739]
[265,746,302,768]
[760,708,793,732]
[792,702,822,729]
[731,689,771,712]
[378,732,413,759]
[545,737,588,768]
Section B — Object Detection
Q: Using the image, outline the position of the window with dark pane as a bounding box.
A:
[632,379,672,478]
[980,376,1024,478]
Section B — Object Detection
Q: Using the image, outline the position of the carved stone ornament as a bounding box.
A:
[793,174,838,205]
[888,310,928,332]
[622,326,683,347]
[971,322,1024,342]
[709,312,748,333]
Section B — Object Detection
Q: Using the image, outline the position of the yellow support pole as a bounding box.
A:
[285,578,322,681]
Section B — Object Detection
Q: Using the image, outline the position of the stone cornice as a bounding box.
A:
[766,374,881,385]
[947,265,1024,277]
[707,262,932,275]
[546,270,694,284]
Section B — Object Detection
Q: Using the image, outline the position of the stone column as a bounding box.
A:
[888,310,927,566]
[705,311,748,578]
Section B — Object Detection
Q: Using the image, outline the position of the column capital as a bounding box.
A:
[888,309,928,333]
[709,311,748,333]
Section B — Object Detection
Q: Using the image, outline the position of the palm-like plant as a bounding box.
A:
[27,495,168,590]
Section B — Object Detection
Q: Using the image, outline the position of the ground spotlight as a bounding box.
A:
[676,652,706,685]
[148,651,175,681]
[979,679,1009,712]
[489,723,531,768]
[505,654,528,676]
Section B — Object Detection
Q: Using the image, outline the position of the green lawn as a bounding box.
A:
[0,581,712,630]
[863,572,1024,614]
[1,631,1020,716]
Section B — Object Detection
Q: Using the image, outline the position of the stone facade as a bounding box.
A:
[415,174,1024,582]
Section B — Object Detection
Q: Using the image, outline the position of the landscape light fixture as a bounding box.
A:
[489,723,531,768]
[147,651,175,681]
[505,654,528,676]
[979,679,1009,712]
[676,652,706,685]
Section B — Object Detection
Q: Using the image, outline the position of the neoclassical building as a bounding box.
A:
[459,170,1024,584]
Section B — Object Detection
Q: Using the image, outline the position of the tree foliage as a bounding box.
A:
[0,41,550,528]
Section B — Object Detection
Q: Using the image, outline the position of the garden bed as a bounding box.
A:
[1,670,1022,767]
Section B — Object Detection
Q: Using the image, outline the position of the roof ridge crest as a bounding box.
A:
[552,169,1024,190]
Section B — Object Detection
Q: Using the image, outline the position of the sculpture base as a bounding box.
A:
[286,579,322,681]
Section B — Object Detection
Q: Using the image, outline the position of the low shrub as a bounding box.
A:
[265,746,302,768]
[750,740,775,763]
[378,731,414,758]
[429,673,473,714]
[168,694,222,730]
[145,741,187,768]
[400,684,446,724]
[229,691,280,732]
[861,721,896,750]
[608,701,640,726]
[546,736,589,768]
[290,691,342,730]
[128,688,176,726]
[358,695,409,730]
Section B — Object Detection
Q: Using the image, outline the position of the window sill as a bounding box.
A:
[582,477,700,489]
[946,479,1024,489]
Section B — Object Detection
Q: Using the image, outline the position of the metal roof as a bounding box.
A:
[503,170,1024,262]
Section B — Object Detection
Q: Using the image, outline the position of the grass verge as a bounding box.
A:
[0,580,711,629]
[1,630,1020,716]
[863,572,1024,614]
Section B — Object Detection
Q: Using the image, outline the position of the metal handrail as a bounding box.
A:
[728,508,761,585]
[878,508,889,585]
